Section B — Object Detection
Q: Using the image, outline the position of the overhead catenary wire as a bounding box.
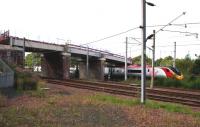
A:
[81,12,191,47]
[161,29,198,38]
[81,27,140,46]
[82,20,200,46]
[146,22,200,28]
[156,43,200,47]
[155,12,186,34]
[84,20,200,45]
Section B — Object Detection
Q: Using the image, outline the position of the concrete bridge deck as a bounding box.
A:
[9,36,132,64]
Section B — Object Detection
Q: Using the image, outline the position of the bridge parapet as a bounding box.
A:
[67,44,132,64]
[10,36,64,51]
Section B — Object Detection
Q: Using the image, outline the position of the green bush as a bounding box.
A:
[23,77,37,90]
[16,77,24,91]
[155,76,200,90]
[0,93,7,107]
[155,78,182,88]
[15,71,40,91]
[187,78,200,89]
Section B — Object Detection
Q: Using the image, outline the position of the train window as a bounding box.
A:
[128,70,141,73]
[148,69,149,72]
[168,66,181,75]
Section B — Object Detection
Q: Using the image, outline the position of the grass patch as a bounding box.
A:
[0,99,128,127]
[0,105,54,127]
[89,94,140,106]
[89,94,200,117]
[145,100,192,114]
[120,77,141,85]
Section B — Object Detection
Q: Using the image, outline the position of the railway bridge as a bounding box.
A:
[0,32,132,80]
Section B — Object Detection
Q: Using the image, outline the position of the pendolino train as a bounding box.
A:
[104,65,183,80]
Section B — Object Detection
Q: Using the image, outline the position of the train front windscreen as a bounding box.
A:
[168,66,181,76]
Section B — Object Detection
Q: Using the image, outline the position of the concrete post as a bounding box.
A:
[173,42,176,67]
[125,37,128,81]
[150,30,155,89]
[141,0,146,104]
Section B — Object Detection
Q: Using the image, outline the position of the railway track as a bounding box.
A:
[45,79,200,107]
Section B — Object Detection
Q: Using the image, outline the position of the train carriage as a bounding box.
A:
[105,65,183,80]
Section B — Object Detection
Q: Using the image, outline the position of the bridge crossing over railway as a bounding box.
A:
[0,31,132,80]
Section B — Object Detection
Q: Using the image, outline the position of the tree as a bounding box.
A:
[191,56,200,75]
[155,58,163,66]
[25,53,41,68]
[132,55,152,65]
[176,54,194,74]
[156,56,173,66]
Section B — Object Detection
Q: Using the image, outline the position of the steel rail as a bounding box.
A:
[45,79,200,107]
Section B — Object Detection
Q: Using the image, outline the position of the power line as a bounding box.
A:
[83,21,200,46]
[81,12,189,47]
[155,12,186,34]
[82,27,139,45]
[161,29,198,38]
[157,43,200,47]
[172,22,200,26]
[146,22,200,28]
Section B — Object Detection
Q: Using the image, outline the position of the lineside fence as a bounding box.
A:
[0,58,14,88]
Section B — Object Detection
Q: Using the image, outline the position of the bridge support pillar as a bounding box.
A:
[62,52,71,80]
[41,52,71,80]
[79,58,106,80]
[79,62,87,80]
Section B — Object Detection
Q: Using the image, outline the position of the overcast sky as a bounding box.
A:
[1,0,200,59]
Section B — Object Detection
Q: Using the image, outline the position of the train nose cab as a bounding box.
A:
[168,66,184,80]
[162,66,184,80]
